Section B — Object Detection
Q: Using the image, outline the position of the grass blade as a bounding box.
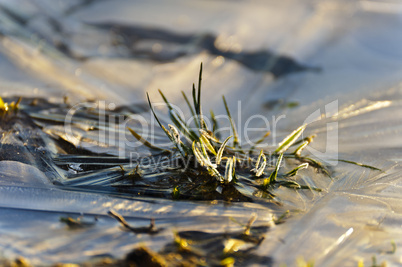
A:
[158,89,174,110]
[224,157,234,183]
[222,95,239,147]
[200,133,217,155]
[182,91,199,128]
[216,136,232,165]
[199,128,219,143]
[127,127,165,151]
[264,153,283,187]
[285,163,309,177]
[255,152,266,177]
[197,62,202,116]
[275,124,306,154]
[192,141,205,167]
[146,93,172,140]
[170,110,199,141]
[210,110,220,139]
[337,159,381,171]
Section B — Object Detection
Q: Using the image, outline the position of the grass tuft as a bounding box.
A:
[128,63,333,202]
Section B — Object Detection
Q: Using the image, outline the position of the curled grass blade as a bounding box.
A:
[285,163,309,177]
[216,135,233,165]
[293,135,315,156]
[254,150,266,177]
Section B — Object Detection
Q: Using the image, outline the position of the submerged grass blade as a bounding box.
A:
[222,95,239,147]
[301,156,331,177]
[285,163,309,177]
[128,127,165,151]
[337,159,382,171]
[275,124,306,154]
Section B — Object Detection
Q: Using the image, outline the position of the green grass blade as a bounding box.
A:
[285,163,309,177]
[159,89,198,140]
[146,93,172,140]
[216,135,232,165]
[200,133,217,155]
[199,129,219,143]
[210,110,220,139]
[127,127,165,151]
[222,95,239,147]
[197,62,202,116]
[182,91,199,128]
[264,153,283,187]
[337,159,381,171]
[293,141,309,156]
[275,124,306,154]
[158,89,174,110]
[170,111,199,141]
[300,156,331,177]
[192,83,197,115]
[276,180,301,189]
